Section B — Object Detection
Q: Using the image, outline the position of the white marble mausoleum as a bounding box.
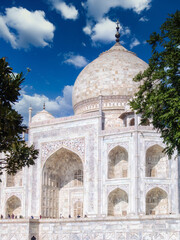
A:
[0,36,180,240]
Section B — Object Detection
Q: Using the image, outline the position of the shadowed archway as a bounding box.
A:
[146,187,168,215]
[6,195,21,217]
[108,188,128,216]
[108,146,128,179]
[42,147,83,218]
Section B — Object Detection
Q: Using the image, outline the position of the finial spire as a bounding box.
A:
[43,102,45,110]
[115,20,120,43]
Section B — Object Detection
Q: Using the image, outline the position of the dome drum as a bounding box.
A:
[74,95,131,115]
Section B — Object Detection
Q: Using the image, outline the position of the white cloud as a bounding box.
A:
[50,0,78,20]
[0,16,16,47]
[139,16,149,22]
[83,25,92,35]
[64,53,88,68]
[15,85,73,124]
[0,7,55,49]
[84,0,151,20]
[84,18,130,43]
[130,38,140,49]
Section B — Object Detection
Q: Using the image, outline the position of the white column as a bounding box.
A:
[29,106,32,123]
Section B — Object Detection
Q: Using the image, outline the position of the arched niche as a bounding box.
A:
[129,118,135,126]
[146,187,168,215]
[108,146,128,179]
[6,195,21,217]
[6,171,22,187]
[74,200,83,217]
[108,188,128,216]
[42,147,83,218]
[146,145,168,178]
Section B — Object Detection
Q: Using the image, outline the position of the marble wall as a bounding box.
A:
[0,217,180,240]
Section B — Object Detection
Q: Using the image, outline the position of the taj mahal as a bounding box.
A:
[0,26,180,240]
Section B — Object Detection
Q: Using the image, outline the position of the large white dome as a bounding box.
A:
[72,43,148,115]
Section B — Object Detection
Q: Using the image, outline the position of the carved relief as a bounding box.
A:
[82,233,91,240]
[41,138,85,167]
[145,142,166,151]
[169,233,179,240]
[61,234,70,240]
[70,233,81,240]
[41,234,51,240]
[127,233,139,240]
[154,232,167,240]
[107,142,129,154]
[116,232,126,240]
[105,232,115,239]
[94,233,103,240]
[142,233,153,240]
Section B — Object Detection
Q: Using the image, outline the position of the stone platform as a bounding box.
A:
[0,215,180,240]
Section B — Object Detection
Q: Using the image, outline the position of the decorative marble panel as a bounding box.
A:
[116,232,126,240]
[145,142,166,151]
[5,192,22,202]
[107,184,129,195]
[145,184,169,194]
[41,137,85,167]
[107,142,129,154]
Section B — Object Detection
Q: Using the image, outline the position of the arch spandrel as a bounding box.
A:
[145,184,169,195]
[5,193,22,203]
[43,147,84,171]
[107,184,129,196]
[107,142,129,155]
[146,187,168,197]
[41,137,85,168]
[145,142,166,151]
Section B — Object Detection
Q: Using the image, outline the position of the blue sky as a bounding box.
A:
[0,0,179,124]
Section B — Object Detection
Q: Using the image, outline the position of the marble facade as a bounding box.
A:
[0,42,179,239]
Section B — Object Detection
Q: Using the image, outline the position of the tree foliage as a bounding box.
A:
[0,57,38,178]
[130,11,180,156]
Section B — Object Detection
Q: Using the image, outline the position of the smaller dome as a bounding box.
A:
[32,110,54,123]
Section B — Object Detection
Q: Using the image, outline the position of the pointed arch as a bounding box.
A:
[6,195,21,218]
[146,187,168,215]
[108,188,128,216]
[74,200,83,217]
[108,146,128,179]
[146,144,168,178]
[42,147,84,218]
